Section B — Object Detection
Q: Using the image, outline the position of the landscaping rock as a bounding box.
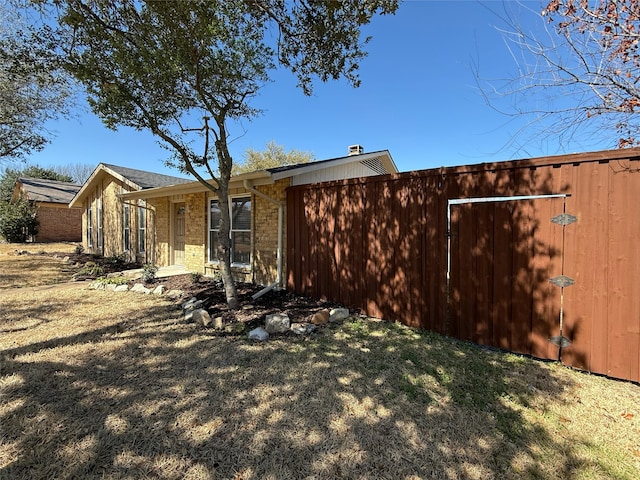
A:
[166,289,184,300]
[265,313,290,334]
[193,309,212,327]
[248,327,269,341]
[181,297,202,310]
[152,285,166,295]
[310,309,330,326]
[213,316,223,330]
[329,307,350,322]
[130,283,152,294]
[291,323,317,335]
[114,284,129,292]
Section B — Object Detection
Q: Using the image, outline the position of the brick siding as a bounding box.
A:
[35,203,82,242]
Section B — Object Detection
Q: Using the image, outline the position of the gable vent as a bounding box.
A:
[348,144,364,156]
[359,157,388,175]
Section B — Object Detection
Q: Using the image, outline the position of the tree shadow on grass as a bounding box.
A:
[2,299,630,480]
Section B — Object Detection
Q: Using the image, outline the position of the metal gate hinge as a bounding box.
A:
[549,275,575,287]
[551,213,577,226]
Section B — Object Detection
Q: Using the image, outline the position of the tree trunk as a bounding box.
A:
[213,130,240,310]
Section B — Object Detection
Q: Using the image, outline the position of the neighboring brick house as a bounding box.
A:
[12,177,83,242]
[69,164,190,262]
[119,148,397,287]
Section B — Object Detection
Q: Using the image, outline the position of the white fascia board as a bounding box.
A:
[270,150,396,181]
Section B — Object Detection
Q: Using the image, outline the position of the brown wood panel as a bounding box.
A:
[582,162,610,376]
[561,164,590,371]
[364,181,382,319]
[286,153,640,382]
[300,189,313,295]
[475,202,493,346]
[530,197,562,360]
[627,160,640,382]
[605,163,637,380]
[492,202,514,351]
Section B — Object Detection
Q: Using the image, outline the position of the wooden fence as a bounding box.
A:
[286,148,640,383]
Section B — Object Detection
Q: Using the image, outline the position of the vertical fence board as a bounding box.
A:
[492,202,513,351]
[561,164,590,371]
[606,164,633,380]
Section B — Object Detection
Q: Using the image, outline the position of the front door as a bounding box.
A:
[173,203,185,265]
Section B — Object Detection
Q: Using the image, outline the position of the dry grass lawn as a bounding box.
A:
[1,246,639,479]
[0,242,80,289]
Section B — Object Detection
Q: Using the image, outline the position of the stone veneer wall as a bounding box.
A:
[148,197,169,267]
[35,203,82,242]
[101,178,123,257]
[184,192,206,273]
[252,179,289,286]
[80,176,144,261]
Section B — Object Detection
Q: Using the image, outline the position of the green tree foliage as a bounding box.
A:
[233,141,315,175]
[0,195,38,242]
[0,165,73,202]
[41,0,398,308]
[0,2,74,160]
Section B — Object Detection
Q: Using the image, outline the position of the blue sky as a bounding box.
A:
[23,0,615,177]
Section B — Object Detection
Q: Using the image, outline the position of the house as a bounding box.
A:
[69,163,191,262]
[114,147,398,287]
[12,177,83,242]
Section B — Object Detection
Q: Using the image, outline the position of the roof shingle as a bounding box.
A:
[16,177,82,204]
[102,164,191,189]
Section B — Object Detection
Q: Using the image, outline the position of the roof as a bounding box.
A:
[101,163,191,189]
[14,177,82,204]
[70,163,190,208]
[265,150,395,176]
[120,149,398,200]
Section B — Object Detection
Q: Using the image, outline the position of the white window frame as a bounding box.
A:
[123,203,131,252]
[138,201,146,253]
[96,196,103,249]
[208,195,251,267]
[87,205,93,248]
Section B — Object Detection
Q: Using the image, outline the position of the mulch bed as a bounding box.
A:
[44,250,346,333]
[141,275,344,333]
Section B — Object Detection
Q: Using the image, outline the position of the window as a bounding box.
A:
[138,201,146,253]
[209,196,251,265]
[87,205,93,248]
[123,203,130,251]
[97,197,103,249]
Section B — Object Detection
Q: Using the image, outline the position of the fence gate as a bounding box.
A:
[447,194,570,360]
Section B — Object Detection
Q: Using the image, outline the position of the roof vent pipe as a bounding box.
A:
[348,144,364,156]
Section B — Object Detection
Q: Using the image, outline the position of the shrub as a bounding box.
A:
[74,244,84,254]
[74,261,104,278]
[105,253,127,266]
[190,272,203,284]
[141,263,158,283]
[92,276,130,287]
[0,198,39,243]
